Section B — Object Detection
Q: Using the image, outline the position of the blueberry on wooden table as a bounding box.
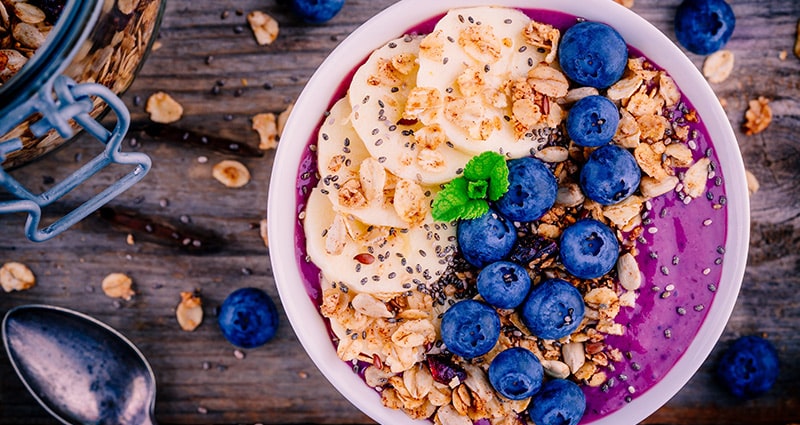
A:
[716,335,779,399]
[520,278,585,341]
[495,157,557,223]
[217,287,279,348]
[675,0,735,55]
[457,209,517,268]
[488,347,543,400]
[558,21,628,89]
[559,218,620,280]
[440,300,500,359]
[290,0,345,24]
[527,379,586,425]
[579,144,641,206]
[476,261,531,310]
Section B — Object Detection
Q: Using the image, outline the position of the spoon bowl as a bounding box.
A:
[2,305,157,425]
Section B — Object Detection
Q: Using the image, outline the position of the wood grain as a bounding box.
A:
[1,0,799,424]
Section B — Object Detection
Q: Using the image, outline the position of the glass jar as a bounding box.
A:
[0,0,165,241]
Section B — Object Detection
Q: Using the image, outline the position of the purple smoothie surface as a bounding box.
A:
[292,7,728,424]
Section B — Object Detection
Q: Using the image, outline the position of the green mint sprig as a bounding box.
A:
[432,151,510,222]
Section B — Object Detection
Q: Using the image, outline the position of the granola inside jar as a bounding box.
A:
[0,0,165,169]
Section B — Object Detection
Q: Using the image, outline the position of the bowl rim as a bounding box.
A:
[267,0,750,424]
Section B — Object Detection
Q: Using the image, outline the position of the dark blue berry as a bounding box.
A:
[527,379,586,425]
[290,0,345,24]
[440,300,500,359]
[457,210,517,268]
[675,0,735,55]
[716,335,779,399]
[477,261,531,309]
[580,144,641,205]
[488,347,543,400]
[558,21,628,89]
[520,278,585,340]
[559,219,619,279]
[495,157,557,223]
[218,287,279,348]
[567,95,620,147]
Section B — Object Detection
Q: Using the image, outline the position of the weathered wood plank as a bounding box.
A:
[1,0,799,423]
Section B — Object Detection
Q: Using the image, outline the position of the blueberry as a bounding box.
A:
[567,95,620,147]
[559,219,619,279]
[218,287,279,348]
[477,261,531,309]
[527,379,586,425]
[520,278,585,340]
[440,300,501,359]
[558,21,628,89]
[290,0,345,24]
[716,335,779,399]
[495,157,557,223]
[580,144,641,205]
[675,0,735,55]
[488,347,543,400]
[457,210,517,268]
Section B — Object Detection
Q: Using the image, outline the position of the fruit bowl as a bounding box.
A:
[267,0,749,424]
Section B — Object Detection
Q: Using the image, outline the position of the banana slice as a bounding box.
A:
[304,188,455,295]
[416,6,553,157]
[348,34,472,185]
[317,98,407,228]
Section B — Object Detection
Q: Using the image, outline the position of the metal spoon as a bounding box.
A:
[2,304,157,425]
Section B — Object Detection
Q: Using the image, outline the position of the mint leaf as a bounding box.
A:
[432,177,469,222]
[432,177,490,222]
[461,199,489,220]
[431,151,509,222]
[463,151,509,201]
[467,180,488,200]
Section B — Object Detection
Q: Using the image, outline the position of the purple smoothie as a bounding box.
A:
[293,8,728,424]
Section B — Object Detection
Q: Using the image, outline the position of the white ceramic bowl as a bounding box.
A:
[268,1,749,424]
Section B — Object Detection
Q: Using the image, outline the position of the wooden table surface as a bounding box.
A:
[1,0,799,423]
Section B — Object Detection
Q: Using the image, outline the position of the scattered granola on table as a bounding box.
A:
[743,96,772,135]
[212,159,251,188]
[247,10,279,46]
[176,291,204,331]
[0,262,36,292]
[146,91,184,124]
[101,272,136,301]
[252,112,279,150]
[702,49,734,83]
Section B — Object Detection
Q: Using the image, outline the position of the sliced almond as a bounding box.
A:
[702,50,734,83]
[640,175,679,198]
[561,342,585,374]
[542,359,570,379]
[746,169,760,195]
[14,3,46,24]
[176,291,203,331]
[247,11,279,46]
[212,160,251,188]
[0,262,35,292]
[617,252,642,291]
[101,272,135,301]
[146,91,183,124]
[252,112,278,150]
[116,0,140,15]
[683,157,710,199]
[277,103,294,137]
